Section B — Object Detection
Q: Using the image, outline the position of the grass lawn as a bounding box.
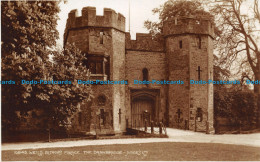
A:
[2,142,260,161]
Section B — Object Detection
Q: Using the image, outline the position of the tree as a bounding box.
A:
[1,1,92,132]
[42,44,92,130]
[144,0,214,37]
[1,1,60,129]
[211,0,260,128]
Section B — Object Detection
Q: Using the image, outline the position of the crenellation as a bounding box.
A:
[82,7,96,26]
[65,7,125,32]
[126,33,164,52]
[163,16,214,38]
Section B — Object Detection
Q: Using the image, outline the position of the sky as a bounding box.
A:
[56,0,168,46]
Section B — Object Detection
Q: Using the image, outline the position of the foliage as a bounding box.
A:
[210,0,260,127]
[210,0,260,81]
[1,1,60,129]
[144,0,214,36]
[43,44,93,129]
[1,1,92,130]
[214,89,255,127]
[1,1,59,58]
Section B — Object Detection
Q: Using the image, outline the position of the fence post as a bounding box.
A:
[159,122,162,134]
[239,120,242,133]
[48,128,51,142]
[145,120,147,132]
[185,119,188,130]
[195,118,197,132]
[151,121,154,134]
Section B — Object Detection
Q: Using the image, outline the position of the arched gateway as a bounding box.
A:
[130,90,159,128]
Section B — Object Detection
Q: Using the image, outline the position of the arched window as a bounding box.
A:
[142,68,148,81]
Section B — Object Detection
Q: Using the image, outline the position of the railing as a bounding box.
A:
[128,113,167,136]
[144,120,167,135]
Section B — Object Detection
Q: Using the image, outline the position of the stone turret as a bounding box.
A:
[163,16,215,133]
[64,7,126,135]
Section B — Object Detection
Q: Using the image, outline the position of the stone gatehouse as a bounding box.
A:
[64,7,215,135]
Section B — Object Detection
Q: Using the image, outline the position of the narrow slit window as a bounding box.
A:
[179,40,182,49]
[198,36,201,49]
[142,68,148,81]
[100,31,104,44]
[196,108,203,122]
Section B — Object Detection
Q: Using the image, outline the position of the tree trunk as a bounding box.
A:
[254,56,260,129]
[256,70,260,129]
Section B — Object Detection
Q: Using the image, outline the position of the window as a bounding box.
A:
[87,59,104,74]
[85,56,110,80]
[179,40,182,49]
[96,62,102,74]
[100,31,104,44]
[196,108,203,122]
[89,62,96,74]
[142,68,148,81]
[198,36,201,49]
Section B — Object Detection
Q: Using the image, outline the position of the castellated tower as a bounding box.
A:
[163,17,215,133]
[64,6,215,135]
[64,7,126,134]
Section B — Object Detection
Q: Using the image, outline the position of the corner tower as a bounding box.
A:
[163,16,214,133]
[64,7,126,134]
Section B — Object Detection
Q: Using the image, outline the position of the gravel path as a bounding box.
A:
[2,128,260,150]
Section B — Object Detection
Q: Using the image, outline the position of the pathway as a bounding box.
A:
[2,128,260,151]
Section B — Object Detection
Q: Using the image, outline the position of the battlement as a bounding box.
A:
[65,7,125,32]
[163,16,214,38]
[126,33,164,52]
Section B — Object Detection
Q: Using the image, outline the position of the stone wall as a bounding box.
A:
[65,7,126,135]
[189,34,210,132]
[66,27,113,55]
[126,33,164,52]
[163,16,214,38]
[125,50,167,125]
[207,34,214,133]
[64,7,125,45]
[89,85,114,135]
[64,8,215,134]
[164,17,214,132]
[111,29,126,133]
[165,35,190,128]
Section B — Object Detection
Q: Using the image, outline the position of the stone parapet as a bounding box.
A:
[126,33,164,52]
[163,16,214,38]
[64,7,125,43]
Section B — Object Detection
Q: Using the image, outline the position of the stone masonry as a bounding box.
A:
[64,7,215,135]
